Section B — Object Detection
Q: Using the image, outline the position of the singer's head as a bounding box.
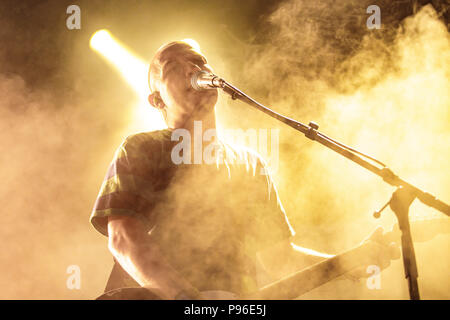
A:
[148,40,218,129]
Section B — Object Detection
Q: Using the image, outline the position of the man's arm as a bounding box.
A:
[107,215,202,299]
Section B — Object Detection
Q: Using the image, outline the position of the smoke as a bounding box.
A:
[234,2,449,298]
[0,61,139,297]
[0,0,448,300]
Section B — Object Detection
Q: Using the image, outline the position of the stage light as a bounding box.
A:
[90,29,166,131]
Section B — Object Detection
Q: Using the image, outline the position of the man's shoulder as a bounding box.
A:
[118,129,173,156]
[122,129,172,148]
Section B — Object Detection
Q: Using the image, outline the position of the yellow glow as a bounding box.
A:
[182,38,202,54]
[291,242,335,259]
[90,29,166,131]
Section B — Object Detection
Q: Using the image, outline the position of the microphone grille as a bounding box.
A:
[191,71,209,91]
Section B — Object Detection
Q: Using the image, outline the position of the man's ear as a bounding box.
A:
[148,92,165,109]
[148,92,158,108]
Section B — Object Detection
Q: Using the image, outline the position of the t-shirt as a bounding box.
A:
[90,129,294,295]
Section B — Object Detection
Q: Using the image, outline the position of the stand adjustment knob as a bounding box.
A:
[373,199,391,218]
[309,121,319,130]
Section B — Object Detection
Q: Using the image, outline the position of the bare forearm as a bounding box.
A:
[107,216,200,299]
[111,240,194,299]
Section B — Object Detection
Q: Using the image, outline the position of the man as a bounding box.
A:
[91,41,397,300]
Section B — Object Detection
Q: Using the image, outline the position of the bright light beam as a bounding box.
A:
[90,29,166,131]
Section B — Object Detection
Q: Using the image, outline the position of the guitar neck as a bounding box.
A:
[242,218,449,300]
[242,240,387,300]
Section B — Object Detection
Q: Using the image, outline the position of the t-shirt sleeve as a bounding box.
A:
[245,155,295,252]
[90,134,158,236]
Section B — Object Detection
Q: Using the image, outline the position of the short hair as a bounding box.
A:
[148,41,208,92]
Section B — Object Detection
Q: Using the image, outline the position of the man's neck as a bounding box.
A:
[173,112,219,165]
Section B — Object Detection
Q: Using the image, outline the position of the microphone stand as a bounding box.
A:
[214,76,450,300]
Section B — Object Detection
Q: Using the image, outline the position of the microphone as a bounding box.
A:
[191,71,224,90]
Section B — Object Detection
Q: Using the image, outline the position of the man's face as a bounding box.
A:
[149,58,218,129]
